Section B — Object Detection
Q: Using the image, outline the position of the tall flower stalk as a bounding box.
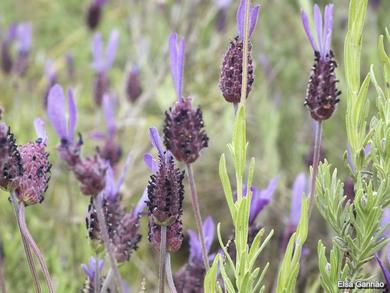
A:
[163,33,209,271]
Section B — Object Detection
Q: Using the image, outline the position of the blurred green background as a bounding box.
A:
[0,0,389,291]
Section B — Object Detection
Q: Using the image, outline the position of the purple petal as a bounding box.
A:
[67,88,77,144]
[300,9,318,52]
[381,208,390,238]
[216,0,231,9]
[248,5,260,38]
[47,84,67,141]
[81,264,94,280]
[290,173,307,227]
[169,33,185,101]
[169,33,178,97]
[6,24,18,43]
[375,254,390,287]
[116,152,132,193]
[346,145,356,172]
[323,4,333,55]
[364,143,371,157]
[16,23,32,53]
[203,217,215,252]
[236,0,246,39]
[104,165,117,201]
[188,229,202,263]
[133,187,148,216]
[45,59,56,82]
[177,37,185,101]
[313,4,323,56]
[34,118,47,143]
[105,30,119,70]
[148,127,164,156]
[102,94,116,138]
[92,33,104,71]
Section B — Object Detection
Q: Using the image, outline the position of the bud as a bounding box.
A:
[93,72,109,107]
[97,141,122,167]
[126,67,142,103]
[174,262,205,293]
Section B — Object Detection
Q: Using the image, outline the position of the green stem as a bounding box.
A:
[94,196,124,293]
[240,0,251,104]
[159,225,167,293]
[186,164,210,271]
[165,254,177,293]
[18,203,54,293]
[100,268,113,293]
[308,120,323,217]
[10,193,41,293]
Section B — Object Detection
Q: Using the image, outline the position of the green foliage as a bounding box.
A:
[275,196,308,293]
[205,105,273,293]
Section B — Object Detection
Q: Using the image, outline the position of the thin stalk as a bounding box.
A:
[94,196,124,293]
[240,0,251,105]
[165,254,177,293]
[17,203,54,293]
[9,193,41,293]
[100,268,113,293]
[159,225,167,293]
[0,244,6,293]
[308,120,323,216]
[94,253,99,293]
[185,164,210,271]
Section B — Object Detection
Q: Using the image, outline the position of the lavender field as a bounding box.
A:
[0,0,389,292]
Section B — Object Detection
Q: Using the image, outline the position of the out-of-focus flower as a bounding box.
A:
[65,52,75,81]
[13,23,32,76]
[163,33,209,164]
[174,217,215,293]
[215,0,232,32]
[86,0,107,30]
[43,60,57,108]
[301,4,341,121]
[1,24,17,74]
[125,66,142,103]
[146,127,184,252]
[81,256,105,292]
[15,118,51,205]
[375,253,390,290]
[95,94,122,167]
[343,176,355,203]
[91,30,119,106]
[219,0,260,104]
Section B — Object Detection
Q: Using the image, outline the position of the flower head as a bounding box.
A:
[1,24,17,74]
[126,66,143,103]
[15,23,32,55]
[301,4,341,121]
[86,0,107,30]
[15,118,51,205]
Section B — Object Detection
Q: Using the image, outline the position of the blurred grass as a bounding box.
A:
[0,0,389,291]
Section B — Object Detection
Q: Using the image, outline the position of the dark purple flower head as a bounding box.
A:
[301,4,333,60]
[169,33,185,102]
[188,217,215,265]
[236,0,260,40]
[126,66,143,103]
[81,256,104,281]
[0,122,23,190]
[86,0,107,30]
[302,4,341,121]
[247,177,279,225]
[1,25,17,74]
[47,84,77,145]
[91,30,119,74]
[146,127,184,251]
[15,118,51,205]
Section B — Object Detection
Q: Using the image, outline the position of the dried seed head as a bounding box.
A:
[148,218,183,252]
[86,2,102,30]
[0,123,23,190]
[174,262,205,293]
[93,72,109,107]
[163,98,209,164]
[73,154,107,196]
[126,68,142,103]
[146,153,184,224]
[113,213,142,263]
[219,37,254,104]
[15,139,51,205]
[304,51,341,121]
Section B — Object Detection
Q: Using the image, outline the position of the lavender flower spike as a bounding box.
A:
[188,217,215,265]
[301,4,333,60]
[47,84,77,145]
[81,256,104,281]
[236,0,260,40]
[169,33,185,101]
[16,23,32,55]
